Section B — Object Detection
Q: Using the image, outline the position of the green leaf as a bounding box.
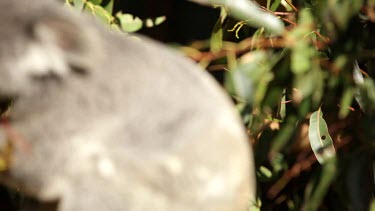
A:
[85,2,113,24]
[117,13,143,32]
[289,9,316,74]
[145,18,154,28]
[270,115,297,156]
[103,0,114,14]
[249,197,262,211]
[353,61,365,110]
[227,51,273,105]
[338,88,354,119]
[210,17,223,52]
[292,61,324,106]
[308,108,336,164]
[258,166,273,179]
[279,90,286,120]
[291,42,313,73]
[210,0,285,35]
[154,16,166,25]
[358,78,375,111]
[144,17,166,28]
[270,0,281,12]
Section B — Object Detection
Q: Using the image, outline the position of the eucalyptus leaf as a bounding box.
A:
[142,17,166,28]
[358,78,375,111]
[289,9,316,74]
[154,16,167,26]
[103,0,114,14]
[308,108,336,164]
[291,42,312,74]
[210,16,223,52]
[338,88,354,119]
[258,166,273,180]
[353,61,365,110]
[279,91,286,120]
[191,0,285,35]
[85,2,113,24]
[145,19,154,28]
[270,0,281,12]
[227,51,273,104]
[270,115,297,156]
[117,13,143,33]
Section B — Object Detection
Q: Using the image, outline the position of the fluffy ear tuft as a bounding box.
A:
[27,12,97,78]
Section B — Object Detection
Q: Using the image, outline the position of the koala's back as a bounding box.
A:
[0,1,255,211]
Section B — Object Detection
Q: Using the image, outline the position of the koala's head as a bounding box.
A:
[0,0,99,99]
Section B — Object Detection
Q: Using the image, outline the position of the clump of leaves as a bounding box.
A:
[184,0,375,210]
[65,0,166,33]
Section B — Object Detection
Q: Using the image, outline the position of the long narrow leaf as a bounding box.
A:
[353,61,365,110]
[189,0,285,35]
[308,108,336,164]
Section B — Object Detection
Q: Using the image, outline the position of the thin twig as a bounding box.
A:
[284,0,299,12]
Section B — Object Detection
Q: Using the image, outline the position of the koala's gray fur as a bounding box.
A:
[0,0,255,210]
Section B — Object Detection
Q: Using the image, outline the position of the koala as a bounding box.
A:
[0,0,255,211]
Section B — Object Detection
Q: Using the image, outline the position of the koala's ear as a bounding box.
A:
[28,12,98,77]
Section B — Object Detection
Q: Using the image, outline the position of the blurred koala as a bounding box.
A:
[0,0,255,210]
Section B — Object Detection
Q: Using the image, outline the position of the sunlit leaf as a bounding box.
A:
[210,16,223,52]
[353,61,364,84]
[142,17,166,28]
[257,166,273,180]
[145,19,154,28]
[85,2,113,24]
[103,0,114,14]
[308,108,336,164]
[281,0,293,11]
[279,90,286,120]
[353,61,365,110]
[154,16,166,25]
[117,13,143,32]
[249,197,262,211]
[209,0,285,35]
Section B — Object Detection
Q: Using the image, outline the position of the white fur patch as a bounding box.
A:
[97,156,116,178]
[163,156,183,175]
[13,42,68,78]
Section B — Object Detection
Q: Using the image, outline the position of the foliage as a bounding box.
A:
[60,0,375,210]
[65,0,165,32]
[189,0,375,210]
